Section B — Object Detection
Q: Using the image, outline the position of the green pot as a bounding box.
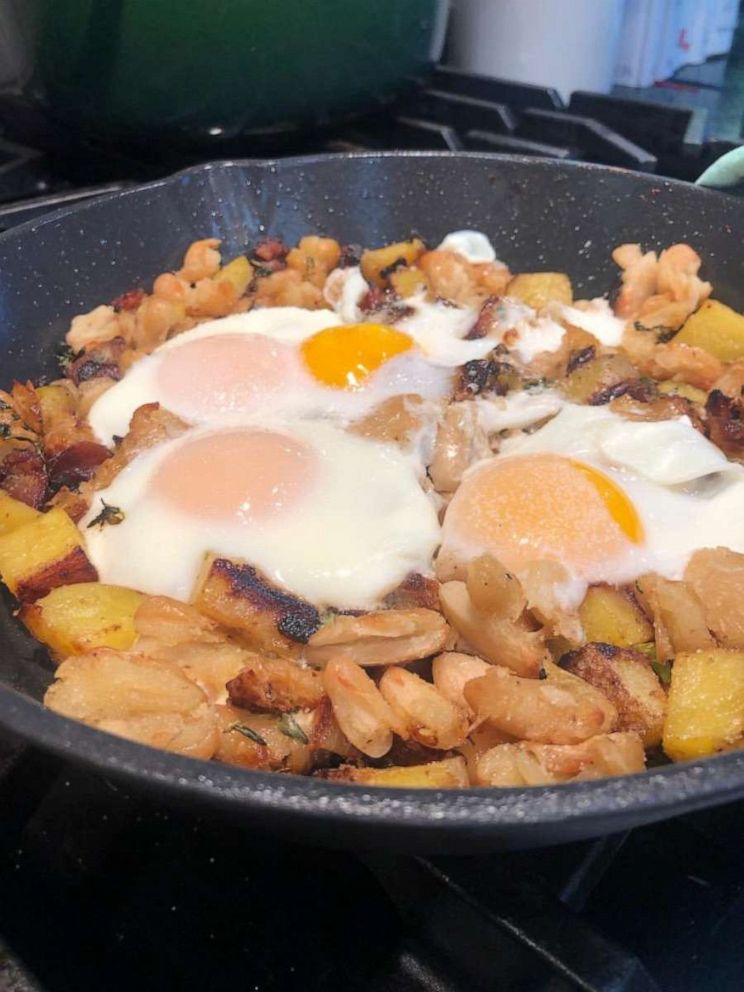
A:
[27,0,447,144]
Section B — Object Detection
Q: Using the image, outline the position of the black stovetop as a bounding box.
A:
[2,68,744,992]
[3,729,744,992]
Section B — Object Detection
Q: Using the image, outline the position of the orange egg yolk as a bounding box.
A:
[301,323,414,389]
[157,334,303,420]
[150,429,318,522]
[442,453,644,575]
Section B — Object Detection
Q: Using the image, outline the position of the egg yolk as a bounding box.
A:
[301,323,414,389]
[150,429,318,522]
[156,334,304,420]
[442,453,644,575]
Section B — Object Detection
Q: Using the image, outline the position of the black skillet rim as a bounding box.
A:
[0,150,741,840]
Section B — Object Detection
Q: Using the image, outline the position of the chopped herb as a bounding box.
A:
[228,723,267,746]
[633,321,677,344]
[0,423,10,439]
[56,343,81,371]
[278,712,309,745]
[87,499,125,530]
[651,659,672,685]
[634,641,657,661]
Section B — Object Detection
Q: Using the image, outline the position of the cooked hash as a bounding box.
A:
[2,230,744,789]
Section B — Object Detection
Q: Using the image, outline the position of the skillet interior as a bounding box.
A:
[2,152,744,852]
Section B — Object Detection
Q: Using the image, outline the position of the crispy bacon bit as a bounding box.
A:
[17,546,98,602]
[0,448,47,508]
[253,239,288,263]
[358,286,414,323]
[706,389,744,457]
[226,658,324,713]
[213,559,321,643]
[48,442,112,491]
[384,572,440,611]
[67,337,126,385]
[111,288,145,312]
[466,296,500,340]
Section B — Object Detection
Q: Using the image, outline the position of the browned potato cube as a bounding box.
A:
[20,582,144,661]
[0,490,40,536]
[360,239,426,288]
[578,585,653,647]
[561,642,666,746]
[562,353,640,404]
[323,755,468,788]
[0,508,97,601]
[506,272,572,310]
[192,555,319,656]
[663,649,744,761]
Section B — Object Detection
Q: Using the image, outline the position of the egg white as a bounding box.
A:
[449,403,744,606]
[81,419,441,609]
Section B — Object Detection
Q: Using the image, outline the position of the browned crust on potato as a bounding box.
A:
[16,546,98,602]
[212,559,320,643]
[560,642,665,746]
[226,657,324,713]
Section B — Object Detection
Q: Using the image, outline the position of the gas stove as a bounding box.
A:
[2,70,744,992]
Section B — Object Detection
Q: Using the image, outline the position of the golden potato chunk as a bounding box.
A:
[663,649,744,761]
[360,239,425,288]
[389,266,428,298]
[20,582,143,661]
[579,585,653,647]
[0,507,97,601]
[506,272,572,310]
[562,352,640,405]
[323,756,469,789]
[675,299,744,363]
[560,642,666,746]
[214,255,253,296]
[45,648,218,758]
[0,490,40,536]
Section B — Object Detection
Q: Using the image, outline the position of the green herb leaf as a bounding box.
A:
[278,712,309,745]
[56,343,81,371]
[651,659,672,685]
[86,499,126,530]
[633,321,677,344]
[633,641,657,661]
[228,723,267,746]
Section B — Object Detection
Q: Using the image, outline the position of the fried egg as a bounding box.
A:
[440,403,744,607]
[87,303,497,445]
[81,420,440,608]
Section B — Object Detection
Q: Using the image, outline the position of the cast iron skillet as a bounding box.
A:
[1,152,743,854]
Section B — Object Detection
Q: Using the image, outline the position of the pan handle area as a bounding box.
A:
[363,852,660,992]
